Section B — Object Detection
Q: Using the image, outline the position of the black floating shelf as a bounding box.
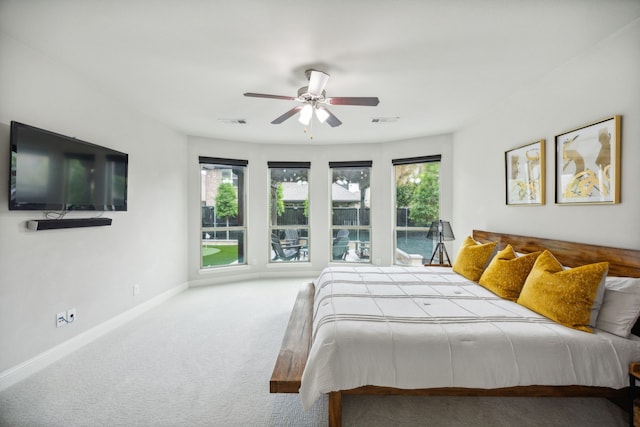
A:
[27,217,112,231]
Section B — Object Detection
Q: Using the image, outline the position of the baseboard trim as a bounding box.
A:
[189,270,322,288]
[0,282,188,392]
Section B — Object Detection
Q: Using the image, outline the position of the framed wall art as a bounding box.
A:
[555,116,621,204]
[505,140,545,205]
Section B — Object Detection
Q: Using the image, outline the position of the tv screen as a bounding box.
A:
[9,121,128,211]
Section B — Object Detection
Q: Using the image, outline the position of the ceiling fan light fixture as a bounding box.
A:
[244,69,379,131]
[218,118,247,124]
[307,70,330,96]
[315,107,330,123]
[298,104,313,125]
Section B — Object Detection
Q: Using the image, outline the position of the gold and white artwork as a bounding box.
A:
[556,116,620,204]
[506,140,545,205]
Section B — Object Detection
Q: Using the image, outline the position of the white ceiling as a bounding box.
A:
[1,0,639,144]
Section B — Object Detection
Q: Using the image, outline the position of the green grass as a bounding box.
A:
[202,247,221,257]
[202,245,239,267]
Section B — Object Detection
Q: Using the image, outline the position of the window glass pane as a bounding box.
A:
[200,161,246,268]
[269,166,309,263]
[270,228,309,262]
[395,229,432,265]
[331,167,370,226]
[394,160,440,265]
[202,230,245,267]
[331,165,371,263]
[331,228,370,261]
[269,168,309,227]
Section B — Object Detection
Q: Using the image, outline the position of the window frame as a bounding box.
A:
[267,161,311,263]
[393,155,442,266]
[329,160,372,264]
[199,156,248,269]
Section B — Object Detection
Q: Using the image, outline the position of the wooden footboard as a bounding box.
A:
[270,230,640,427]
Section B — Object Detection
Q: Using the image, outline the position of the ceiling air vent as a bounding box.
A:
[371,117,399,123]
[218,119,247,124]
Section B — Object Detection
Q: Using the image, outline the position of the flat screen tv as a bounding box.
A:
[9,121,128,211]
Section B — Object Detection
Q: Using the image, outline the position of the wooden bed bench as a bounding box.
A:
[270,230,640,427]
[270,281,314,394]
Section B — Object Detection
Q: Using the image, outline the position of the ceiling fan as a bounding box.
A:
[244,69,380,128]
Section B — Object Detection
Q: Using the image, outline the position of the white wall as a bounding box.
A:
[452,20,640,251]
[0,35,189,373]
[187,134,453,285]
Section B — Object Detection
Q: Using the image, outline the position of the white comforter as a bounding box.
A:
[299,266,640,409]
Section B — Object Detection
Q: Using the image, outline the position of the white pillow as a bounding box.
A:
[589,272,607,328]
[595,277,640,337]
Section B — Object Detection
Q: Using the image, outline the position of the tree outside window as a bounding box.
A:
[216,182,238,240]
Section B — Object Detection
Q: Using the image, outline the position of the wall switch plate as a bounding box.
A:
[133,284,140,296]
[67,308,76,323]
[56,311,66,328]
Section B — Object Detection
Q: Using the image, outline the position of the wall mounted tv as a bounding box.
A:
[9,121,128,211]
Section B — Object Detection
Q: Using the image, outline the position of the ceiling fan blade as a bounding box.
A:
[318,106,342,127]
[307,70,330,96]
[326,97,380,106]
[271,106,303,124]
[244,92,297,101]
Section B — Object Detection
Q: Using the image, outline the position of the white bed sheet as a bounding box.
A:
[299,266,640,409]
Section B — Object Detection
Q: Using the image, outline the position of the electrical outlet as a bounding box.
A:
[133,284,140,296]
[56,311,67,328]
[67,308,76,323]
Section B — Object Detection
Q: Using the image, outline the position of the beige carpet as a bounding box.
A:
[0,278,629,426]
[268,393,628,427]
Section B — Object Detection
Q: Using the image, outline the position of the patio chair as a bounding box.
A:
[332,229,350,260]
[271,233,301,261]
[283,229,300,246]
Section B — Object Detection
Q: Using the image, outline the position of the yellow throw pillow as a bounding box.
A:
[478,245,541,301]
[452,236,498,281]
[517,250,608,332]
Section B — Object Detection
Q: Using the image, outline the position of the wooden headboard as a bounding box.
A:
[473,229,640,278]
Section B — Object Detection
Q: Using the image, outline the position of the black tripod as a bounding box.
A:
[428,237,451,265]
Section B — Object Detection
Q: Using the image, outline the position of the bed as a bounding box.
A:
[270,230,640,427]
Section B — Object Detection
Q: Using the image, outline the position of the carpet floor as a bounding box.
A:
[0,278,629,426]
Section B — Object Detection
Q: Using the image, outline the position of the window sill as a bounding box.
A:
[198,264,251,275]
[267,261,311,269]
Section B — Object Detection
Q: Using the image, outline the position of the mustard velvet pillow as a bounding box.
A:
[452,236,498,282]
[517,250,609,333]
[478,245,541,301]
